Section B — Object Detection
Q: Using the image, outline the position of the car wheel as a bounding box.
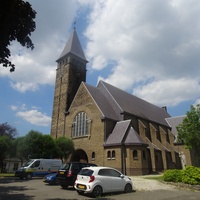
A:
[26,173,32,180]
[61,183,68,189]
[19,176,24,180]
[124,183,132,193]
[92,185,103,198]
[77,190,84,195]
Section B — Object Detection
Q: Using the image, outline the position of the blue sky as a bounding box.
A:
[1,0,200,137]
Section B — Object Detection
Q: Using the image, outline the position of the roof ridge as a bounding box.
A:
[98,81,123,113]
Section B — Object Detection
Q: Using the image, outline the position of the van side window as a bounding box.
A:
[31,161,40,168]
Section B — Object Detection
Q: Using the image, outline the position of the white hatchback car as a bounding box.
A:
[74,166,134,197]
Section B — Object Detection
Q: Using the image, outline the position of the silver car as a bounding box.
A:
[74,166,134,197]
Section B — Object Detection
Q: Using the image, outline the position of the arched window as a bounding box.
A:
[133,150,138,160]
[107,151,111,159]
[72,112,88,137]
[112,150,115,159]
[92,152,95,160]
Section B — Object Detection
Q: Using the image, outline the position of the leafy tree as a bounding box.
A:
[14,136,26,164]
[0,123,18,171]
[22,130,44,159]
[20,131,57,159]
[0,136,11,172]
[177,104,200,162]
[40,135,56,159]
[55,137,74,161]
[0,0,36,72]
[0,122,18,138]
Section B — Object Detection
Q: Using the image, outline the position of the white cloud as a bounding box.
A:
[194,99,200,106]
[83,0,200,107]
[11,104,51,126]
[133,78,200,107]
[1,0,200,113]
[0,0,81,93]
[10,105,18,111]
[16,110,51,126]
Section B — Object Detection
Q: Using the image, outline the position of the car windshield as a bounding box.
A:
[79,169,93,176]
[59,163,70,170]
[22,160,34,167]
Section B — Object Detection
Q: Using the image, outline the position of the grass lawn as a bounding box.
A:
[0,173,15,177]
[144,175,164,182]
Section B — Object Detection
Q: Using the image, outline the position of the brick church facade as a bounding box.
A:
[51,29,196,175]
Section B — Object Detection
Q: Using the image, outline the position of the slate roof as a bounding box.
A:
[104,120,147,146]
[90,80,171,127]
[56,29,88,62]
[84,81,172,127]
[166,115,185,137]
[84,83,120,121]
[124,127,147,146]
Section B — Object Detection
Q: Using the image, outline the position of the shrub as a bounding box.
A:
[181,166,200,185]
[163,169,182,182]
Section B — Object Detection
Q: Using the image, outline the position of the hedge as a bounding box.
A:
[163,166,200,185]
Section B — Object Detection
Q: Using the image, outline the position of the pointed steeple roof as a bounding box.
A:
[56,29,88,62]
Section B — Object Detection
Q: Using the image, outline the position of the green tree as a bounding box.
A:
[0,136,11,172]
[40,135,56,159]
[22,130,44,159]
[55,137,74,161]
[0,122,18,138]
[0,123,18,171]
[14,136,26,164]
[21,131,57,159]
[0,0,36,72]
[177,104,200,162]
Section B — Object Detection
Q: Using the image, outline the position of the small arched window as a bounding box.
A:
[112,150,115,159]
[107,151,111,159]
[133,150,138,160]
[92,152,95,160]
[72,112,88,137]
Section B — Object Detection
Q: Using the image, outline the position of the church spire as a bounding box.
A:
[51,28,88,139]
[56,29,88,63]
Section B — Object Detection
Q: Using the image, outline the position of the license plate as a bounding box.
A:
[78,185,85,189]
[59,172,64,174]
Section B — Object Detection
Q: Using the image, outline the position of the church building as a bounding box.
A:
[51,29,195,175]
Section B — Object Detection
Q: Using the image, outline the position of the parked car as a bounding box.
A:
[56,162,97,189]
[43,173,58,185]
[74,166,134,197]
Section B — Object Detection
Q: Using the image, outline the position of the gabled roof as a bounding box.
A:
[124,127,147,146]
[104,120,147,146]
[166,115,186,137]
[84,83,119,121]
[97,80,171,127]
[56,29,88,62]
[83,80,171,127]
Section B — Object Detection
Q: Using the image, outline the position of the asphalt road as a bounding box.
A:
[0,177,199,200]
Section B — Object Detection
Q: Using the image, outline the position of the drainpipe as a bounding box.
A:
[121,144,126,175]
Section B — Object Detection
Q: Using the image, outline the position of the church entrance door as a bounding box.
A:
[70,149,88,163]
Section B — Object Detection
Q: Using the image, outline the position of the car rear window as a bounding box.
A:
[79,169,94,176]
[59,163,70,170]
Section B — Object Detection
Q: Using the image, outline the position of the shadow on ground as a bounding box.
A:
[0,177,35,200]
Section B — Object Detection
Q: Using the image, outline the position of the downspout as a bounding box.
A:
[103,119,106,166]
[121,144,126,175]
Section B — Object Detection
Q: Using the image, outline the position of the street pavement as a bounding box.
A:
[0,176,199,200]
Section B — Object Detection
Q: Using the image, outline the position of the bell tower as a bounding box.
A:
[51,29,88,138]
